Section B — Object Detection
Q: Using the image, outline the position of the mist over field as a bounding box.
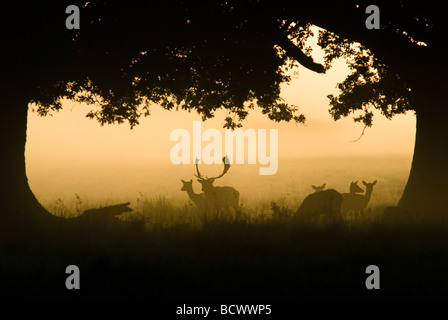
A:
[27,155,411,219]
[24,51,416,223]
[25,70,416,221]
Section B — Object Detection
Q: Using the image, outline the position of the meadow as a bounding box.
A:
[37,156,411,226]
[2,155,448,304]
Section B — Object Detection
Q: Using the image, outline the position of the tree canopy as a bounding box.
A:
[6,1,439,131]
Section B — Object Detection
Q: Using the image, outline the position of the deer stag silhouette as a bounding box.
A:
[194,156,240,218]
[342,180,377,220]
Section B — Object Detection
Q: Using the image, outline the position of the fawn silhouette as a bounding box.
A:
[181,179,208,214]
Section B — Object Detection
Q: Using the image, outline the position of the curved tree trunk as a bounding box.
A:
[398,90,448,216]
[0,89,136,235]
[0,90,59,229]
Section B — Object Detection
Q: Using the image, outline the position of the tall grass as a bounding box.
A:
[43,191,448,232]
[3,192,448,301]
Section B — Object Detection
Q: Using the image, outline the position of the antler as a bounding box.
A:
[194,156,231,181]
[208,155,231,180]
[193,157,204,180]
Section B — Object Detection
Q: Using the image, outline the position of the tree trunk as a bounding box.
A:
[0,90,58,229]
[0,88,134,235]
[398,89,448,216]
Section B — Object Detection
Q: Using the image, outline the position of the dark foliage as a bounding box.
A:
[6,1,442,129]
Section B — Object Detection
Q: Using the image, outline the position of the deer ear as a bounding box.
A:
[322,184,326,188]
[311,185,317,190]
[210,178,215,183]
[181,179,186,183]
[373,180,377,185]
[189,179,193,183]
[196,179,202,183]
[362,180,367,186]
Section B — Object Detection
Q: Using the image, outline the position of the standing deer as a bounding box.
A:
[181,179,208,214]
[194,156,240,218]
[296,187,343,224]
[342,180,377,220]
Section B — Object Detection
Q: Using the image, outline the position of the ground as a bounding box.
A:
[1,210,448,304]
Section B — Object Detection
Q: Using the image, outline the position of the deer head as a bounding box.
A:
[194,156,231,192]
[311,184,326,193]
[349,181,364,194]
[180,179,193,191]
[362,180,377,190]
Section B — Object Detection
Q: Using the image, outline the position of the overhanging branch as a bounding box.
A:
[276,35,325,74]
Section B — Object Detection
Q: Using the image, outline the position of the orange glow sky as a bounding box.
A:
[26,58,415,163]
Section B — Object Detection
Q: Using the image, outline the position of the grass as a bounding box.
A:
[1,194,448,303]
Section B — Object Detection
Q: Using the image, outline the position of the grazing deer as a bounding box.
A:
[342,180,377,220]
[181,179,208,214]
[311,184,326,193]
[194,156,240,218]
[297,187,343,224]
